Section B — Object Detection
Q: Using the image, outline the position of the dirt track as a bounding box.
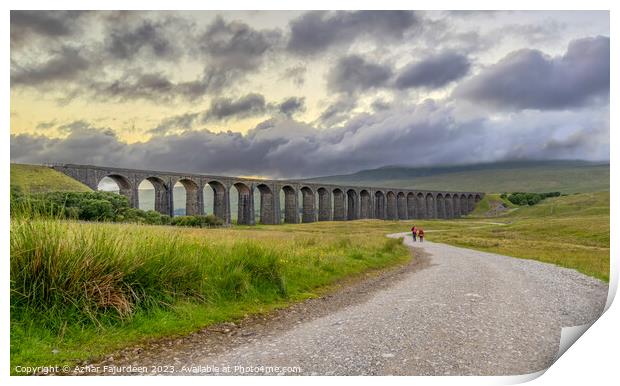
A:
[85,234,608,376]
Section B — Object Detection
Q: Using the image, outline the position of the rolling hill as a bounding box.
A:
[10,164,91,193]
[305,160,609,193]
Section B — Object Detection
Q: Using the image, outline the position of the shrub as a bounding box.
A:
[10,191,220,228]
[11,191,130,220]
[79,199,115,221]
[507,191,561,206]
[144,210,171,225]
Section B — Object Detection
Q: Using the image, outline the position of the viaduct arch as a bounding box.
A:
[53,164,484,225]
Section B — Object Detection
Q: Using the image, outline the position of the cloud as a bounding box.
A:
[148,95,306,135]
[277,97,306,116]
[35,119,58,130]
[281,66,306,86]
[203,94,306,122]
[395,51,470,89]
[11,99,609,178]
[454,36,609,110]
[11,46,91,86]
[287,11,418,55]
[316,98,357,127]
[148,112,201,135]
[498,22,566,43]
[9,11,611,175]
[11,13,281,101]
[198,16,282,71]
[88,71,175,102]
[56,120,97,134]
[327,55,393,94]
[104,18,180,60]
[10,10,88,44]
[84,66,232,103]
[371,99,391,112]
[204,93,267,121]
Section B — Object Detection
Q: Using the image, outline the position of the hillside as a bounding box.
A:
[305,160,609,193]
[431,191,610,281]
[10,164,91,193]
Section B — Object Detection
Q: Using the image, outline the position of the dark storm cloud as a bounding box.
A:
[395,51,471,89]
[287,11,418,55]
[105,19,178,60]
[316,98,357,127]
[85,66,233,102]
[148,95,306,135]
[277,97,306,116]
[90,71,175,101]
[204,93,267,121]
[11,13,280,101]
[11,46,91,86]
[11,122,126,167]
[10,10,88,43]
[11,102,609,178]
[203,94,307,122]
[327,55,393,94]
[454,36,610,110]
[198,16,282,71]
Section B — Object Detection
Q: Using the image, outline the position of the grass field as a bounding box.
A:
[429,192,610,282]
[10,164,91,193]
[9,183,609,373]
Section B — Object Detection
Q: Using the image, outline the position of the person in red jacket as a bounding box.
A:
[418,228,425,242]
[411,225,417,241]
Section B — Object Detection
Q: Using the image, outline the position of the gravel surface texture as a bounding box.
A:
[83,234,608,376]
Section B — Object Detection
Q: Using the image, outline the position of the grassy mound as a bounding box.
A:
[468,193,518,217]
[11,164,90,193]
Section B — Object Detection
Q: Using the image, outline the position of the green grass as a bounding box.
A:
[468,193,518,217]
[308,160,610,193]
[10,190,609,374]
[429,192,610,282]
[10,218,410,374]
[11,164,91,193]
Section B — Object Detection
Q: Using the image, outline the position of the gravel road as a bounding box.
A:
[91,234,608,376]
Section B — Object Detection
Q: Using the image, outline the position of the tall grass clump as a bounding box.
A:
[10,219,297,332]
[11,219,202,329]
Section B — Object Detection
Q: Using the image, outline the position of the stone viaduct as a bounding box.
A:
[52,164,484,225]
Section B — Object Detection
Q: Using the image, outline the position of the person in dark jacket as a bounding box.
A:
[411,225,417,241]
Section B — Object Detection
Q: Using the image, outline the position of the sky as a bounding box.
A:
[10,10,610,178]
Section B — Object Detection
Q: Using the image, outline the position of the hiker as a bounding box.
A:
[418,228,424,242]
[411,225,417,241]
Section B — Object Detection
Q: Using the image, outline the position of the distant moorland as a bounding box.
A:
[305,160,610,194]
